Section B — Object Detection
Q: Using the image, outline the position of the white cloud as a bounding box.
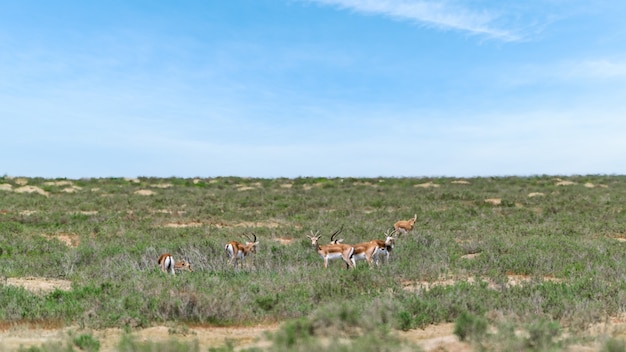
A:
[307,0,521,41]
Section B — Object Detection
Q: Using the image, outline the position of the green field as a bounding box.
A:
[2,175,626,351]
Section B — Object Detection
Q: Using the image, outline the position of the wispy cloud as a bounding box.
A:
[567,59,626,79]
[306,0,521,41]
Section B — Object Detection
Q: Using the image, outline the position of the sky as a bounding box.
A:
[2,1,625,179]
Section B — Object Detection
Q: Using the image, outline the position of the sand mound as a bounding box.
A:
[14,186,49,197]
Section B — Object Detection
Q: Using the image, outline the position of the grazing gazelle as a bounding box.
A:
[306,227,355,269]
[394,214,417,234]
[225,233,259,269]
[157,253,193,275]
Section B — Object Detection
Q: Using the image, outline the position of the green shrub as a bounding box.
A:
[453,311,488,342]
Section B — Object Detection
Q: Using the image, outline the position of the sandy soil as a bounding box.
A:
[0,322,474,352]
[1,277,469,351]
[3,276,624,351]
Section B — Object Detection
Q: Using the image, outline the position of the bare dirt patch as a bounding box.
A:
[41,233,80,247]
[0,321,473,352]
[397,323,471,352]
[402,274,564,292]
[43,181,74,187]
[61,186,83,193]
[164,221,204,228]
[273,237,295,245]
[415,182,440,188]
[461,252,482,260]
[237,182,262,191]
[161,220,285,229]
[150,183,173,189]
[0,324,279,352]
[6,277,72,294]
[14,186,49,197]
[484,198,502,205]
[451,180,470,185]
[555,179,577,186]
[134,189,156,196]
[528,192,545,198]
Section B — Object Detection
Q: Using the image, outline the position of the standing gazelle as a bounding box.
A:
[157,253,193,275]
[306,227,355,269]
[349,229,398,267]
[371,229,398,264]
[225,233,259,269]
[394,214,417,234]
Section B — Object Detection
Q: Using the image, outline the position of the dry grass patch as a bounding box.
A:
[163,221,204,228]
[608,234,626,243]
[150,183,173,189]
[160,220,285,229]
[43,181,74,187]
[402,274,564,293]
[134,189,156,196]
[41,233,80,247]
[302,183,323,191]
[484,198,502,205]
[273,237,295,245]
[461,253,482,260]
[451,180,470,185]
[528,192,545,198]
[6,277,72,294]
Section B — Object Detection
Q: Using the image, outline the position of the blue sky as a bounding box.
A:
[2,1,625,179]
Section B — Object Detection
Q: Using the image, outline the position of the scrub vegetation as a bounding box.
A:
[2,175,626,351]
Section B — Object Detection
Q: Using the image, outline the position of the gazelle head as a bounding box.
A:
[307,225,344,246]
[242,233,259,253]
[306,230,324,249]
[175,257,193,272]
[384,228,398,247]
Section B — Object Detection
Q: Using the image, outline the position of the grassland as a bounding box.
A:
[1,175,626,351]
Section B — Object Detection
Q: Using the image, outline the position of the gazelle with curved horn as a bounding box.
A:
[225,233,259,269]
[306,226,354,269]
[394,214,417,234]
[157,253,193,275]
[371,228,398,264]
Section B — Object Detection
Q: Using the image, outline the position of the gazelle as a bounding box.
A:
[394,214,417,234]
[306,227,354,269]
[225,233,259,269]
[371,229,398,264]
[349,229,398,267]
[350,240,387,267]
[157,253,193,275]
